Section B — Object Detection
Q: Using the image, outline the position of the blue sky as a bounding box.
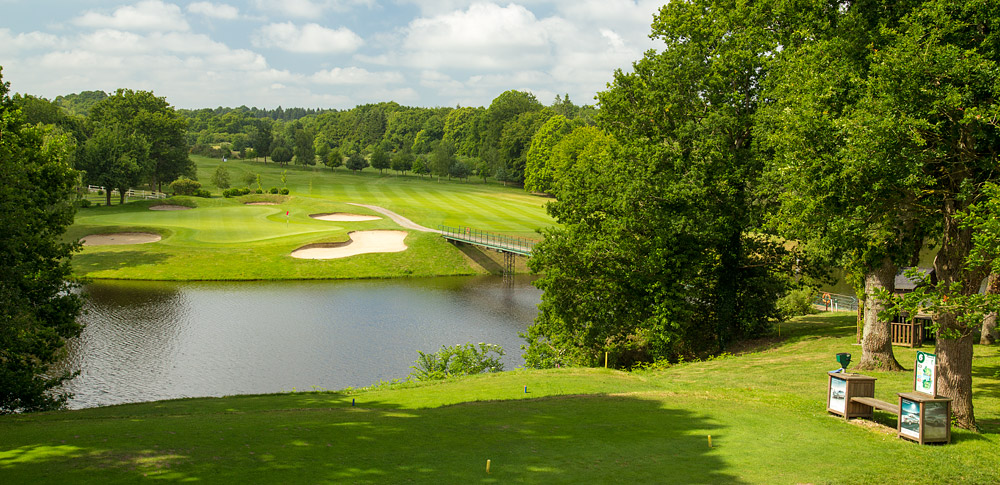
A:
[0,1,664,109]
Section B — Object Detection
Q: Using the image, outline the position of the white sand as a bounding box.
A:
[309,213,381,222]
[291,230,408,259]
[81,232,162,246]
[150,205,192,211]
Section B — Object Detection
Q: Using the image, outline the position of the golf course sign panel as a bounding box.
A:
[914,351,937,396]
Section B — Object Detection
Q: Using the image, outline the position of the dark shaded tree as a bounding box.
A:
[0,69,84,413]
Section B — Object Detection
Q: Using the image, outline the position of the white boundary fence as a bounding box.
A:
[82,185,168,204]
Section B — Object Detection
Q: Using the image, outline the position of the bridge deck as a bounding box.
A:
[439,225,536,256]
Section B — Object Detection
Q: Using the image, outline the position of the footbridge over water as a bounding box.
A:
[438,225,537,275]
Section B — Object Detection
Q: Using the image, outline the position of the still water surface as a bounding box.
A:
[58,276,540,409]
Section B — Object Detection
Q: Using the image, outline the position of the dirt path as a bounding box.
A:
[347,203,442,233]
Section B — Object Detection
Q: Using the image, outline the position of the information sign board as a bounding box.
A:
[914,351,937,396]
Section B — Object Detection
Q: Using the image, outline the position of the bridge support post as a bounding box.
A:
[503,251,515,277]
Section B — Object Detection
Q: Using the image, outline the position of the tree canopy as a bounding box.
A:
[0,68,83,413]
[525,0,789,368]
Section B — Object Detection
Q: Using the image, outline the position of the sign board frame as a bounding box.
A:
[914,351,937,397]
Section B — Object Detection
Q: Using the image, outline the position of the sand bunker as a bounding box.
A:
[291,231,407,259]
[81,232,162,246]
[309,212,381,222]
[150,205,192,211]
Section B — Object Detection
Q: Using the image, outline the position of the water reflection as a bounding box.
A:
[59,276,540,409]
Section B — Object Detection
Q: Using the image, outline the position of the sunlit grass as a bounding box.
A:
[67,156,555,280]
[2,313,998,483]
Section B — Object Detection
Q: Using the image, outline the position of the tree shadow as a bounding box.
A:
[0,394,740,483]
[72,250,171,274]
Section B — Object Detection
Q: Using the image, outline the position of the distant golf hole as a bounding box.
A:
[290,231,407,259]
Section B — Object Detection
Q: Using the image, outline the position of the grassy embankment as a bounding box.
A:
[1,313,998,483]
[67,156,554,280]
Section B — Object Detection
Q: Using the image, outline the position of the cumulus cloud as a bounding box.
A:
[73,0,190,32]
[0,29,64,52]
[400,3,565,70]
[310,66,404,85]
[252,0,374,18]
[254,22,363,53]
[187,2,240,20]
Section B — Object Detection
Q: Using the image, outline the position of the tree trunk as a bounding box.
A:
[982,272,999,345]
[933,198,986,430]
[855,256,904,371]
[935,317,977,430]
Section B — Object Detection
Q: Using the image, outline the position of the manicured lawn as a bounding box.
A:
[67,156,553,280]
[2,313,998,483]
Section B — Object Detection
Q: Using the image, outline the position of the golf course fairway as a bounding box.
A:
[67,156,552,280]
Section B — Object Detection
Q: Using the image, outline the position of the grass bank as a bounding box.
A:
[68,156,552,280]
[2,313,998,483]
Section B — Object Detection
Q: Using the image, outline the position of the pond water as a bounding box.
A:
[56,276,541,409]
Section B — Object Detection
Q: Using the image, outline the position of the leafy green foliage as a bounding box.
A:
[409,343,504,381]
[169,177,202,196]
[211,165,230,189]
[0,69,83,413]
[88,88,193,191]
[345,151,368,172]
[777,288,819,319]
[526,0,789,368]
[524,114,571,194]
[369,145,390,173]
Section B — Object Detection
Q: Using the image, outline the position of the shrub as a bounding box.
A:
[409,343,504,381]
[255,188,263,194]
[212,165,231,189]
[194,189,212,198]
[170,177,202,196]
[78,199,91,208]
[279,188,289,195]
[269,187,279,194]
[778,287,818,318]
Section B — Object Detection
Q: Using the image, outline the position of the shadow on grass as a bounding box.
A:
[0,394,739,483]
[73,250,171,274]
[454,242,504,274]
[972,365,1000,399]
[728,312,857,355]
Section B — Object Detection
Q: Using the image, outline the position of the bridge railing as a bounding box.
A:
[439,225,538,256]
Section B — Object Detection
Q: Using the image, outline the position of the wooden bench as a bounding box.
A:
[850,396,899,415]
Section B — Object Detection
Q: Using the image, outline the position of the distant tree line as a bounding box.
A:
[174,92,597,189]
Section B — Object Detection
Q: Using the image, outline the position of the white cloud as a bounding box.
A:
[310,66,404,85]
[419,70,463,91]
[252,0,374,18]
[400,3,564,70]
[73,0,190,32]
[0,29,64,52]
[187,2,240,20]
[254,22,363,54]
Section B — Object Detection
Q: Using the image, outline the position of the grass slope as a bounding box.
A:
[68,156,553,280]
[2,313,999,483]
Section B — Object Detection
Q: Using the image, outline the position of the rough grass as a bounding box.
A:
[2,313,998,483]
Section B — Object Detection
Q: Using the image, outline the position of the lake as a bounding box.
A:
[57,276,541,409]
